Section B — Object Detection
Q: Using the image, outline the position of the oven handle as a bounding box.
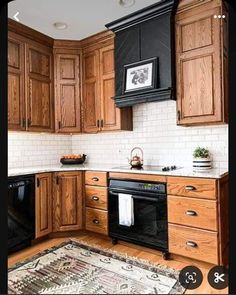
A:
[109,191,159,202]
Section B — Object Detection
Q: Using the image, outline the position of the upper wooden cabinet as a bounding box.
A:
[8,23,54,133]
[53,171,83,232]
[8,33,26,131]
[27,44,54,132]
[176,0,228,126]
[82,37,133,133]
[54,49,81,133]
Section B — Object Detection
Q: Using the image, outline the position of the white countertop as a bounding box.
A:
[8,163,228,179]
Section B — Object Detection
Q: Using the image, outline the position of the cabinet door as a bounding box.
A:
[100,44,121,131]
[53,172,83,232]
[27,44,54,131]
[55,54,81,133]
[8,34,26,130]
[82,50,100,133]
[176,3,225,125]
[35,173,52,238]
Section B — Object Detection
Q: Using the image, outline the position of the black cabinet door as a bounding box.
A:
[141,14,172,89]
[115,26,140,96]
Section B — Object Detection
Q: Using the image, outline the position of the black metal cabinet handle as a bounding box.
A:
[93,219,99,225]
[58,121,61,129]
[186,241,198,248]
[37,178,40,187]
[97,120,100,128]
[185,185,196,191]
[92,177,99,182]
[185,210,197,216]
[92,196,99,201]
[101,119,104,128]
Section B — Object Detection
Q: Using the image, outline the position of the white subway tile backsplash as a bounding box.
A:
[72,101,228,169]
[8,101,228,170]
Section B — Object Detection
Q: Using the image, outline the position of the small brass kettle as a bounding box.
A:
[128,147,143,168]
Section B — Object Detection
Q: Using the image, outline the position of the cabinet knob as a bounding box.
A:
[92,196,99,201]
[186,241,198,248]
[185,210,197,216]
[185,185,196,191]
[93,219,100,225]
[92,177,99,182]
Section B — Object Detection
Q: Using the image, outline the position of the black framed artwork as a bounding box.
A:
[123,57,158,94]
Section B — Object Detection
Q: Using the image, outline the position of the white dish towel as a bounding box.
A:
[118,193,134,227]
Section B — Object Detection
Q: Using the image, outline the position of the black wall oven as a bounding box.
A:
[8,175,35,254]
[108,178,168,258]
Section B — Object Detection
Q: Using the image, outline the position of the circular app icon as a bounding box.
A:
[208,266,228,290]
[179,266,203,290]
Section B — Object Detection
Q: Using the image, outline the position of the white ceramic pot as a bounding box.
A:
[193,157,212,171]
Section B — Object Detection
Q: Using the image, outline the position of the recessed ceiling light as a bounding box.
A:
[119,0,135,8]
[53,22,68,30]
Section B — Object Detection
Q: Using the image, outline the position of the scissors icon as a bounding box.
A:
[214,272,225,283]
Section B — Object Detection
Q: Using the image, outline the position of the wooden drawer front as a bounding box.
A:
[169,224,218,264]
[86,208,108,235]
[167,177,216,199]
[85,171,107,187]
[85,186,108,210]
[168,196,217,231]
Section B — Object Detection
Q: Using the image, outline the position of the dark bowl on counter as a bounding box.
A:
[60,154,87,165]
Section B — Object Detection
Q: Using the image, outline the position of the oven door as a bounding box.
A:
[108,190,168,251]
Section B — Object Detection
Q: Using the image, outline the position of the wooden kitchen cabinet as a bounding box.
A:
[176,0,228,126]
[26,43,54,132]
[54,50,81,133]
[82,37,132,133]
[8,33,26,131]
[53,171,83,232]
[35,173,52,238]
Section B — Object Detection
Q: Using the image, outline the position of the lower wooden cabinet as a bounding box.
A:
[53,171,83,232]
[85,208,108,235]
[35,173,52,238]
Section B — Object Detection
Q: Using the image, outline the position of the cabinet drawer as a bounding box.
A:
[168,195,217,231]
[86,208,108,235]
[169,224,218,264]
[85,186,108,210]
[85,171,107,187]
[167,177,216,199]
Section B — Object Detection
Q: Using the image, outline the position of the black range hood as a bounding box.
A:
[106,0,178,108]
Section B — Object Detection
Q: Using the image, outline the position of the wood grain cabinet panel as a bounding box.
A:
[176,1,228,125]
[27,44,54,132]
[169,224,218,264]
[53,172,83,232]
[54,54,81,133]
[168,195,217,231]
[167,176,216,199]
[86,208,108,235]
[85,186,108,210]
[35,173,52,238]
[83,51,100,133]
[8,35,25,131]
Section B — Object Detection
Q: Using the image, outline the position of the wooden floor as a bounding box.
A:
[8,232,228,294]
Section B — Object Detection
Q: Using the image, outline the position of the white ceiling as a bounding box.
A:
[8,0,160,40]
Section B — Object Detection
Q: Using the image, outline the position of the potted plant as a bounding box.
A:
[193,147,212,171]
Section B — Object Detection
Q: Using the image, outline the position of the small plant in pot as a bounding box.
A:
[193,147,212,171]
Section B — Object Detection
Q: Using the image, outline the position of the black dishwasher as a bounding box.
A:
[8,175,35,254]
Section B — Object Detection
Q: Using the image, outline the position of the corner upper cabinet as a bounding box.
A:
[82,34,132,133]
[54,49,81,133]
[8,33,26,131]
[26,43,54,132]
[176,0,228,126]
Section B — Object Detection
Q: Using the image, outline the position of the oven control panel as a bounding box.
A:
[138,183,166,193]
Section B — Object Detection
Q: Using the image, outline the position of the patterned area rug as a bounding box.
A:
[8,240,185,294]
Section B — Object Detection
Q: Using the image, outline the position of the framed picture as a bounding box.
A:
[123,57,158,94]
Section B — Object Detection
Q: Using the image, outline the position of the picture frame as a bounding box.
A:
[123,57,158,94]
